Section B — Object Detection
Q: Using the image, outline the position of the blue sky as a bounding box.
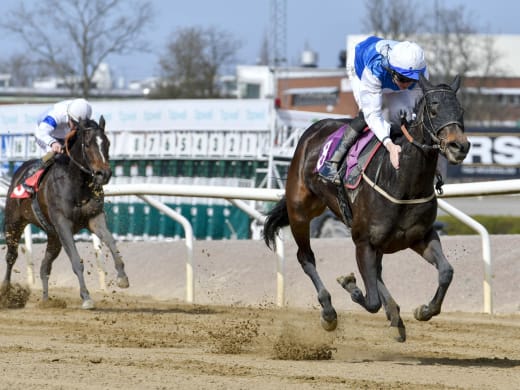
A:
[3,0,520,82]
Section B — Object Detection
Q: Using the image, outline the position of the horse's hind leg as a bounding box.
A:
[88,214,129,288]
[287,203,337,331]
[40,234,62,301]
[411,230,453,321]
[1,220,26,294]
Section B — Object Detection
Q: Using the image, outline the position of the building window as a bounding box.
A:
[292,92,338,106]
[284,87,339,107]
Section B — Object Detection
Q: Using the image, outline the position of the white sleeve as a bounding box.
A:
[34,120,57,148]
[358,69,392,143]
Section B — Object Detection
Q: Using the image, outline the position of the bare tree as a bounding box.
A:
[363,0,426,40]
[0,0,153,97]
[156,26,242,98]
[0,54,38,87]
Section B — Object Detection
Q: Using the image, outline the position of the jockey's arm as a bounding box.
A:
[358,72,401,169]
[34,117,58,152]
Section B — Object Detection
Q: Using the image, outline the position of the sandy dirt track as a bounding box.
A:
[0,235,519,389]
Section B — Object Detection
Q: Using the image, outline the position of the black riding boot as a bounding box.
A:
[21,152,55,194]
[319,113,366,185]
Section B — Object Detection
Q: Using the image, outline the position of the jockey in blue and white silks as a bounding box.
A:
[350,36,427,149]
[319,35,428,184]
[35,98,92,153]
[18,98,93,195]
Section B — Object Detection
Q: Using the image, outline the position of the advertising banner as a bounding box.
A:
[447,127,520,180]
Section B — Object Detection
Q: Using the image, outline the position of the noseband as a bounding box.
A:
[403,86,464,154]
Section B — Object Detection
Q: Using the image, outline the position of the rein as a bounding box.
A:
[65,129,96,177]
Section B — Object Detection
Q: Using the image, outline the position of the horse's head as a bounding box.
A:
[66,115,112,185]
[417,74,470,164]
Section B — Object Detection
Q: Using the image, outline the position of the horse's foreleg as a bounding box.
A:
[40,235,62,301]
[88,214,129,288]
[337,243,381,313]
[55,223,94,309]
[411,230,453,321]
[376,279,406,342]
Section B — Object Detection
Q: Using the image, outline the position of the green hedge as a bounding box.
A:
[436,215,520,235]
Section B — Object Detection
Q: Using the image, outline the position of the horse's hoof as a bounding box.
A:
[414,304,432,321]
[385,325,406,342]
[117,276,130,289]
[82,299,95,310]
[336,273,356,288]
[394,325,406,342]
[337,274,358,294]
[320,316,338,331]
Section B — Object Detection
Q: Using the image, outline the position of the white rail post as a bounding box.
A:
[274,233,285,307]
[437,199,493,314]
[228,198,285,307]
[139,195,195,303]
[23,225,35,285]
[91,234,107,291]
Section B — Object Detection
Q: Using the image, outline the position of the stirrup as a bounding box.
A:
[319,161,340,183]
[332,172,342,185]
[21,183,35,195]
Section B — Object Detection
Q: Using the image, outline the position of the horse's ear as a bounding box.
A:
[99,115,105,131]
[450,75,461,93]
[418,73,433,92]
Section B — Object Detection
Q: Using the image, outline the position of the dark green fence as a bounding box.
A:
[1,158,268,241]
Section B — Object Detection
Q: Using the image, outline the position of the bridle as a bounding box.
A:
[401,86,464,154]
[65,126,104,178]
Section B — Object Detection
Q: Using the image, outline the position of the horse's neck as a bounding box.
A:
[375,137,438,198]
[66,160,96,195]
[402,137,438,191]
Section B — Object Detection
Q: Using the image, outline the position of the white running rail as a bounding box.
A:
[2,179,520,312]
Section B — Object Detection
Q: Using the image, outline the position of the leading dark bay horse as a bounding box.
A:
[264,75,470,341]
[1,116,129,309]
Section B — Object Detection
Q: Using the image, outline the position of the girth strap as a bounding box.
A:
[31,197,55,233]
[362,172,436,204]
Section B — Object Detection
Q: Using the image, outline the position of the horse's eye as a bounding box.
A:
[430,102,439,117]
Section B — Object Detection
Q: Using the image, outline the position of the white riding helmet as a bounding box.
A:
[388,41,426,80]
[67,98,92,122]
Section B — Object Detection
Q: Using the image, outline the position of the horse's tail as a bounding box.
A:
[263,196,289,250]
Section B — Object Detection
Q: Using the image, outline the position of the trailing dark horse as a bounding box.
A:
[1,116,129,309]
[264,75,470,341]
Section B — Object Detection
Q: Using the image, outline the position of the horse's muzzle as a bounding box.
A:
[446,139,471,164]
[94,168,112,185]
[441,124,471,164]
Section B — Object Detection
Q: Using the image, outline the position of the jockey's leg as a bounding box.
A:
[319,111,366,185]
[21,151,55,194]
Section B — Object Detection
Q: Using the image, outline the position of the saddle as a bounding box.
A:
[316,126,382,189]
[10,164,48,199]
